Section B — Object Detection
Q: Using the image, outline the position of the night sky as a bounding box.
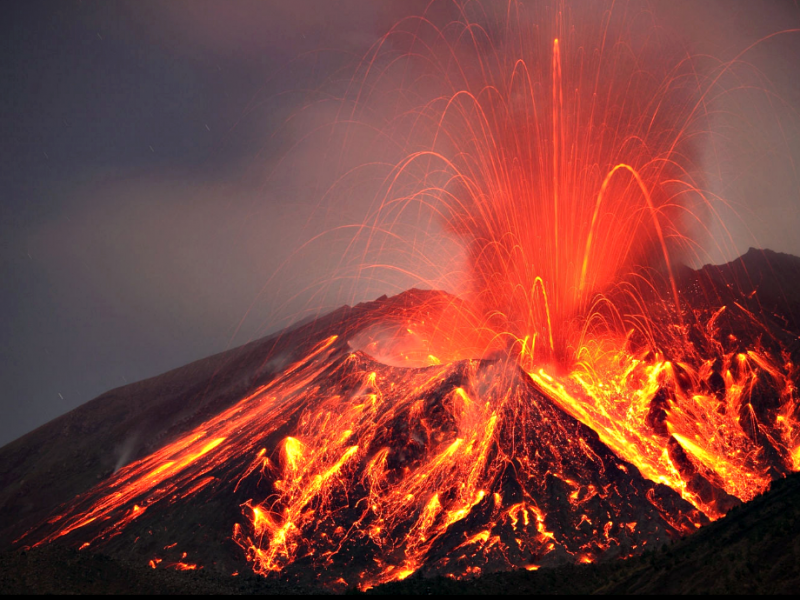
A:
[2,0,800,447]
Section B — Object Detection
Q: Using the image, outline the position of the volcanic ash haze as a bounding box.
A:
[3,0,800,592]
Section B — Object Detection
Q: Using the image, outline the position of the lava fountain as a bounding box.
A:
[19,1,800,591]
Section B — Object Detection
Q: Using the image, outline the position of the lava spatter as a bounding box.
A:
[21,320,705,588]
[17,1,800,591]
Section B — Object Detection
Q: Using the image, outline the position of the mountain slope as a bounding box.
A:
[368,470,800,595]
[2,469,799,594]
[1,249,799,589]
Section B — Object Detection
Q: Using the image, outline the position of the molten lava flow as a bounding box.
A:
[531,342,797,516]
[22,323,706,588]
[18,289,800,587]
[19,0,800,591]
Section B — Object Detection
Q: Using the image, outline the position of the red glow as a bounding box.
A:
[18,1,800,591]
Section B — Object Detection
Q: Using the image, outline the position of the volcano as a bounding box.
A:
[2,248,799,591]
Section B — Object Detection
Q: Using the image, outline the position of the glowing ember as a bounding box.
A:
[18,1,800,592]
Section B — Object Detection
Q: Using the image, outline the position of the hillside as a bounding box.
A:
[2,470,798,594]
[368,471,800,595]
[1,249,799,591]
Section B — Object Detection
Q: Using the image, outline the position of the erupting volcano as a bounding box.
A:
[6,1,800,593]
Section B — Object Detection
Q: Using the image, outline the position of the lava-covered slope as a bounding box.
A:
[0,290,438,550]
[368,469,800,595]
[5,470,800,594]
[16,342,702,589]
[2,250,799,589]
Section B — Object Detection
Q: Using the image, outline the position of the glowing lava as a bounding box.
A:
[18,1,800,592]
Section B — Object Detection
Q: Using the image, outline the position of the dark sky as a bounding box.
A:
[2,0,800,447]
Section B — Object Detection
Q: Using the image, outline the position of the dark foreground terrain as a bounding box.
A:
[2,469,800,594]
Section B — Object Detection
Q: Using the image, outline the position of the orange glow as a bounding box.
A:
[18,1,800,591]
